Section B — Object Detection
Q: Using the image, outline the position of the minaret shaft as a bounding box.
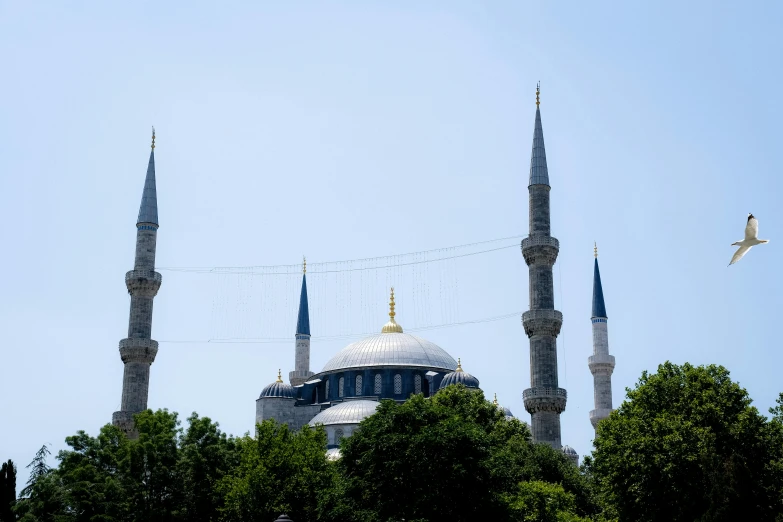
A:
[589,257,614,430]
[522,100,566,449]
[113,144,161,438]
[289,271,314,386]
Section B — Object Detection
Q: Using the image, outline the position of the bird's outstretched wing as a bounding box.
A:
[729,245,751,266]
[745,216,759,240]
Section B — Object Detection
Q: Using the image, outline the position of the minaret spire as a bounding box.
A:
[112,130,163,438]
[521,85,567,448]
[588,245,615,430]
[289,258,314,386]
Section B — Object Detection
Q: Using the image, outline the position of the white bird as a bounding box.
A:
[728,213,769,266]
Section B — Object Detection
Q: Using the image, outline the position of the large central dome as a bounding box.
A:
[320,288,458,373]
[321,331,458,373]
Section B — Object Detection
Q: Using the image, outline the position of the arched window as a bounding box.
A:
[335,428,344,445]
[414,374,422,394]
[355,374,363,395]
[338,377,345,398]
[325,380,330,399]
[374,374,382,395]
[394,374,402,395]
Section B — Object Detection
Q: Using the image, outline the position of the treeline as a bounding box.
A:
[5,362,783,522]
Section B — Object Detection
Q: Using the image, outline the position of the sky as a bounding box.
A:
[2,0,782,487]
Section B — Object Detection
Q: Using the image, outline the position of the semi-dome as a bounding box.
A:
[320,289,457,373]
[259,370,297,399]
[439,359,480,389]
[309,400,380,427]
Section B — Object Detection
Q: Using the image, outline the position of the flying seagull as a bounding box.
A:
[728,213,769,266]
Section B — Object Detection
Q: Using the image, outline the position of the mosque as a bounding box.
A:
[110,87,616,467]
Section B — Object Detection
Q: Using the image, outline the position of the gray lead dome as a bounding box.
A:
[259,381,296,399]
[308,400,380,426]
[320,332,458,373]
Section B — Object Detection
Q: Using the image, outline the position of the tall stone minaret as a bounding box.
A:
[112,129,162,438]
[521,85,567,448]
[588,244,615,430]
[289,258,314,386]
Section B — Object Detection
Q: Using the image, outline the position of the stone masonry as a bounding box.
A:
[589,252,615,429]
[522,87,567,448]
[112,134,161,438]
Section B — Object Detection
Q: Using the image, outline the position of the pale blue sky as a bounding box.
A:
[2,1,782,485]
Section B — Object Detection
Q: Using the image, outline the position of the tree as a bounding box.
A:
[585,362,783,522]
[219,420,332,522]
[1,459,17,522]
[333,385,596,522]
[20,445,50,498]
[505,481,589,522]
[174,413,239,522]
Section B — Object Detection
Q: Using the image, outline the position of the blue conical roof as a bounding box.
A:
[137,149,158,225]
[592,259,607,318]
[296,274,310,335]
[529,107,549,186]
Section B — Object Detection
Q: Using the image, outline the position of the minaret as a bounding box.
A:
[112,129,162,438]
[588,243,615,430]
[289,258,314,386]
[521,84,567,448]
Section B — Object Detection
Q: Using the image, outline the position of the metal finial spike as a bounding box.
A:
[456,358,463,371]
[389,287,396,318]
[594,242,598,259]
[493,393,499,406]
[303,256,306,274]
[536,82,540,107]
[276,369,282,383]
[151,126,156,149]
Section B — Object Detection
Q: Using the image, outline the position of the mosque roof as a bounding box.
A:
[592,254,607,318]
[320,289,458,373]
[259,370,297,399]
[137,129,159,226]
[308,400,380,427]
[529,84,549,187]
[562,445,578,456]
[439,358,480,390]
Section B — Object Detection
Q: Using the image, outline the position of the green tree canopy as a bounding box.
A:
[218,420,332,522]
[585,361,783,522]
[333,385,596,522]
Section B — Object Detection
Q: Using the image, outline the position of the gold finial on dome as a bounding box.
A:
[536,82,540,107]
[493,393,499,406]
[594,242,598,259]
[276,369,283,383]
[456,358,463,372]
[151,126,156,150]
[381,287,403,333]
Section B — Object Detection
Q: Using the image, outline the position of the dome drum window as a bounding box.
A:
[356,375,363,395]
[338,377,345,398]
[394,374,402,395]
[414,374,422,394]
[374,374,382,395]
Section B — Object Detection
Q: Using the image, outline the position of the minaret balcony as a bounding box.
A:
[522,309,563,337]
[588,354,615,375]
[521,236,559,266]
[119,338,159,364]
[523,387,567,414]
[125,269,162,297]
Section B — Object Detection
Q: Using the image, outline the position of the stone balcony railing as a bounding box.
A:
[521,236,560,266]
[125,269,162,296]
[522,309,563,337]
[588,354,616,375]
[521,236,560,250]
[589,408,613,428]
[523,386,568,414]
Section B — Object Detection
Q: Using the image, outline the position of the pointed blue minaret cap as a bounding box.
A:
[529,86,549,186]
[137,132,159,226]
[296,273,310,336]
[592,258,607,318]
